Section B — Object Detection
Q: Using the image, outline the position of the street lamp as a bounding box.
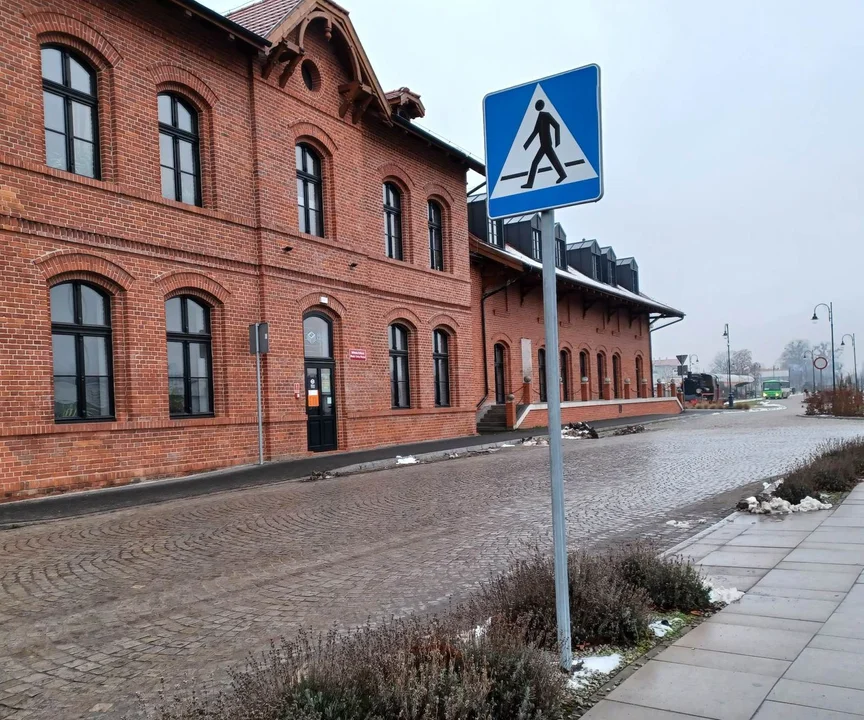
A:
[803,350,816,393]
[812,302,837,397]
[723,324,733,407]
[690,354,700,373]
[841,334,858,391]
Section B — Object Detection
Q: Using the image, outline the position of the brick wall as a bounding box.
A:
[471,260,653,408]
[0,0,475,500]
[516,399,682,429]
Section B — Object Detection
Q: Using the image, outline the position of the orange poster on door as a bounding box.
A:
[307,389,320,407]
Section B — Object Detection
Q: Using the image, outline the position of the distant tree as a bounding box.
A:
[710,351,728,375]
[710,349,755,376]
[778,339,811,369]
[812,341,843,389]
[778,339,811,389]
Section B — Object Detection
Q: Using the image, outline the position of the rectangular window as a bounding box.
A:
[532,229,542,261]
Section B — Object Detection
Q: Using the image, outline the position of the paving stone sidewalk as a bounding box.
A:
[584,484,864,720]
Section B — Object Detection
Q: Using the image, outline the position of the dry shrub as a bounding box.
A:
[148,618,568,720]
[818,438,864,477]
[615,544,711,612]
[774,477,816,505]
[805,389,864,417]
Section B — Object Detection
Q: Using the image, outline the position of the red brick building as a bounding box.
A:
[0,0,486,500]
[467,194,684,430]
[0,0,684,501]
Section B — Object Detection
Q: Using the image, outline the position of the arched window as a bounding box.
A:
[613,354,622,399]
[166,296,213,416]
[303,312,332,359]
[635,356,644,397]
[51,281,113,420]
[158,93,200,206]
[560,349,570,401]
[383,183,403,260]
[597,352,606,398]
[433,329,450,407]
[389,324,410,408]
[428,200,444,271]
[296,143,324,237]
[41,45,99,178]
[538,348,547,402]
[579,350,589,383]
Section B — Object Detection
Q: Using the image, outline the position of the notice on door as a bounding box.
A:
[307,389,320,407]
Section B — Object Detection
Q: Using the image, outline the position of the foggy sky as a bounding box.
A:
[206,0,864,370]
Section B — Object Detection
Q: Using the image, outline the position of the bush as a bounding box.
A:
[615,544,712,612]
[151,619,569,720]
[819,438,864,476]
[774,477,816,505]
[805,388,864,417]
[466,545,708,649]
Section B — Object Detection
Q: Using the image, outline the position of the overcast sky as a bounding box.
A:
[207,0,863,370]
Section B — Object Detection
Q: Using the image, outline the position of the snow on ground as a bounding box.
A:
[743,495,831,514]
[568,653,623,689]
[395,456,418,465]
[666,520,692,529]
[703,577,744,605]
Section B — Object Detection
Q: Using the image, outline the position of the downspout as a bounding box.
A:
[477,271,530,408]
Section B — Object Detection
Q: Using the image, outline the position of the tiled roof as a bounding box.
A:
[226,0,304,38]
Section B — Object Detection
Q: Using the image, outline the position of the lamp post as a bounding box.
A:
[841,334,858,391]
[812,302,836,397]
[723,324,733,407]
[803,350,816,393]
[690,353,700,373]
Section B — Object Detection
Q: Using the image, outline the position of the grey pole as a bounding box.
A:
[539,208,572,672]
[255,324,264,465]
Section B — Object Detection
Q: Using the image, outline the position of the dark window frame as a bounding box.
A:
[635,356,644,397]
[166,295,214,418]
[538,347,547,402]
[597,352,606,397]
[303,311,334,361]
[560,349,570,401]
[532,228,542,261]
[389,323,411,409]
[51,281,114,422]
[383,182,403,260]
[158,93,202,206]
[428,201,444,271]
[488,218,502,248]
[41,44,100,179]
[296,143,324,237]
[613,353,622,398]
[433,329,451,407]
[555,238,566,268]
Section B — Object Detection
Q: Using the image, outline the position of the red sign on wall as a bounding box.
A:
[349,349,367,361]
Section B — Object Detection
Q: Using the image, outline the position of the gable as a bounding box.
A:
[231,0,390,123]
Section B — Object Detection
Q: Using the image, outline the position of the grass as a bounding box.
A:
[148,543,713,720]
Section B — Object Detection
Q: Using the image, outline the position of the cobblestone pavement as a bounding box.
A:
[1,403,862,718]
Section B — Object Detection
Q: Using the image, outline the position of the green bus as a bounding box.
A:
[762,380,791,399]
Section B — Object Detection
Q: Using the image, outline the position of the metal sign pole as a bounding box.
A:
[540,208,572,671]
[254,324,264,465]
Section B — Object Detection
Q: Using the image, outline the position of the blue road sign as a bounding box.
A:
[483,65,603,219]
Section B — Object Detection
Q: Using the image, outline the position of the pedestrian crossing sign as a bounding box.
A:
[483,65,603,219]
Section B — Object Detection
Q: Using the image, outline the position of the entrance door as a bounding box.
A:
[305,363,336,451]
[304,312,337,452]
[493,343,506,404]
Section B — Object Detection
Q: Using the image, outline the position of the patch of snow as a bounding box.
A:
[521,437,549,447]
[710,586,745,604]
[649,620,673,637]
[568,653,623,689]
[665,520,692,529]
[500,443,516,448]
[703,577,745,605]
[794,496,832,512]
[396,456,418,465]
[458,617,491,643]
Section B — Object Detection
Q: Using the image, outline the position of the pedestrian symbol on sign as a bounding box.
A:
[490,84,598,203]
